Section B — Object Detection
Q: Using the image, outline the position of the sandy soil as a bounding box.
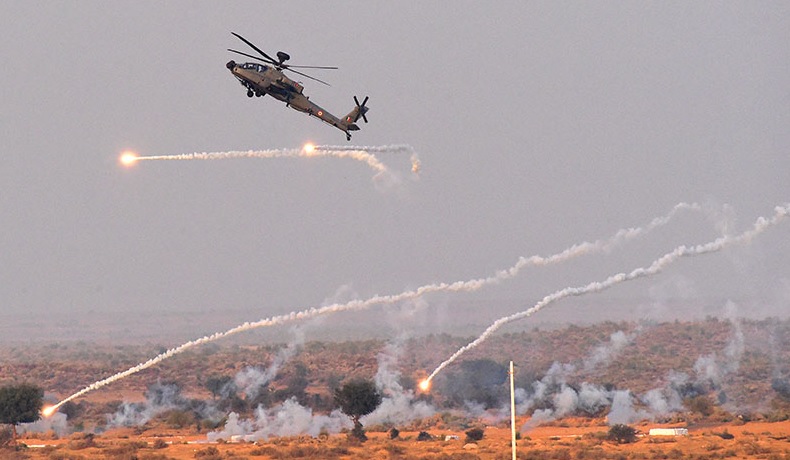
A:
[13,418,790,459]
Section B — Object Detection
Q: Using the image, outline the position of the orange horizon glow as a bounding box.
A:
[120,151,138,167]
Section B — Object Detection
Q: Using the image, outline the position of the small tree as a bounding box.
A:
[205,375,233,400]
[164,409,195,429]
[465,427,484,442]
[333,379,382,441]
[0,383,44,445]
[608,424,637,444]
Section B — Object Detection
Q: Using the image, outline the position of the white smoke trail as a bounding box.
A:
[46,202,700,412]
[315,144,421,175]
[129,146,403,179]
[315,144,415,154]
[424,204,789,383]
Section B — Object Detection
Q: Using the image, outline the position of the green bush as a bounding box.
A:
[607,424,637,444]
[715,429,734,440]
[194,445,221,459]
[164,409,195,429]
[465,427,484,442]
[152,438,169,449]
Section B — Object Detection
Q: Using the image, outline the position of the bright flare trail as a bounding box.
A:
[422,203,789,385]
[119,144,420,179]
[46,202,699,413]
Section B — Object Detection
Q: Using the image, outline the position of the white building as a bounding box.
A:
[648,428,689,436]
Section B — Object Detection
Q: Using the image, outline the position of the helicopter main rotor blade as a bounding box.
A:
[231,32,279,64]
[230,32,334,86]
[285,67,331,86]
[227,49,274,64]
[286,64,339,70]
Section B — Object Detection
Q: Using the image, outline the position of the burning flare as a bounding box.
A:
[411,154,421,174]
[418,379,431,392]
[302,142,316,155]
[119,151,138,167]
[41,405,56,418]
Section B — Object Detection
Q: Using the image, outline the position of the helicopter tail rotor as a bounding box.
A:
[353,96,370,123]
[343,96,370,133]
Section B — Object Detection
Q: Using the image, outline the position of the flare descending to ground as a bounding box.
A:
[422,203,789,386]
[45,202,705,412]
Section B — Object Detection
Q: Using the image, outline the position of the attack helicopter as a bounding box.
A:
[226,32,369,141]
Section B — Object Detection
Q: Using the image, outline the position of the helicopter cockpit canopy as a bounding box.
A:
[240,62,268,72]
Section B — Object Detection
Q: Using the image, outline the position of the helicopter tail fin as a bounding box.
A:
[343,96,370,129]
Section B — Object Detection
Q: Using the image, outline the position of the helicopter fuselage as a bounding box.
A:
[227,60,363,140]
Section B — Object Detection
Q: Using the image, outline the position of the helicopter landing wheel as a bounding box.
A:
[247,90,254,98]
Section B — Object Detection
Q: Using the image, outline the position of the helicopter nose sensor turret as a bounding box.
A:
[226,60,236,70]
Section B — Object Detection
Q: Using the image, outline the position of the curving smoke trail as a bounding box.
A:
[46,202,699,413]
[315,144,421,174]
[423,204,790,384]
[315,144,415,153]
[127,145,417,179]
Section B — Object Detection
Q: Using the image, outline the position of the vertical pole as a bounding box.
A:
[510,360,517,460]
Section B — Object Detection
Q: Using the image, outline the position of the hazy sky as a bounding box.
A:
[1,2,788,342]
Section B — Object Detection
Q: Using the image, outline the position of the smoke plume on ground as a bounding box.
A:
[362,341,435,427]
[207,401,351,442]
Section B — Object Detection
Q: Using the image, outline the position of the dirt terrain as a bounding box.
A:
[3,318,790,458]
[10,418,790,459]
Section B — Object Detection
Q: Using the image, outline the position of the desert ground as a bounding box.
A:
[4,319,790,459]
[10,418,790,459]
